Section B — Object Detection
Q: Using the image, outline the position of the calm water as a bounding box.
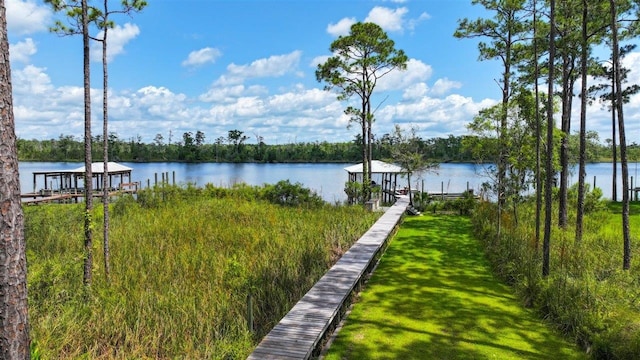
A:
[18,161,631,203]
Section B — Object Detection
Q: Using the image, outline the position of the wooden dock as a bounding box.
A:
[247,196,409,360]
[21,183,139,205]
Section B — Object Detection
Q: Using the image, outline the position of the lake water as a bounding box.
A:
[18,161,633,203]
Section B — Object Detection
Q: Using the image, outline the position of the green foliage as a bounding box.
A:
[262,180,325,208]
[567,182,607,214]
[24,187,380,358]
[452,190,479,215]
[470,199,640,358]
[344,181,364,204]
[410,191,430,212]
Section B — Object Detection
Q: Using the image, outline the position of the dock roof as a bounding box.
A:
[69,162,133,174]
[344,160,406,174]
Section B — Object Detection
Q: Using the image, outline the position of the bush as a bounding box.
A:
[452,190,478,215]
[344,181,364,204]
[263,180,325,208]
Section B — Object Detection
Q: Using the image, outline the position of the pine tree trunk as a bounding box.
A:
[102,4,111,281]
[575,0,589,243]
[0,1,31,355]
[610,0,631,270]
[82,0,93,287]
[543,0,557,278]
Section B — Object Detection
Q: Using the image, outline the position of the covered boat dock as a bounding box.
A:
[344,160,409,205]
[23,162,136,204]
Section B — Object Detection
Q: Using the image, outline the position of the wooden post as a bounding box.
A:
[172,171,176,186]
[441,181,444,201]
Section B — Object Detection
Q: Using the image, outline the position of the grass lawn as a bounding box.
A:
[324,214,587,360]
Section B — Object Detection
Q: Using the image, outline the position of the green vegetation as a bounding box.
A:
[325,215,585,359]
[18,131,631,164]
[471,191,640,358]
[18,132,477,163]
[25,183,379,359]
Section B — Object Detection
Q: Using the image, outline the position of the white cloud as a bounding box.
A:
[90,23,141,63]
[365,6,408,33]
[327,17,356,37]
[376,94,498,137]
[199,84,268,103]
[431,78,462,96]
[182,47,222,67]
[378,58,432,91]
[6,0,51,35]
[408,12,431,31]
[402,83,428,100]
[12,64,53,95]
[9,38,36,63]
[215,50,302,86]
[310,55,330,68]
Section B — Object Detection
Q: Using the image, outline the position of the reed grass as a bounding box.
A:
[25,185,379,359]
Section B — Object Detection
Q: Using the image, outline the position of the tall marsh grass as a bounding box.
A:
[470,187,640,359]
[25,183,379,359]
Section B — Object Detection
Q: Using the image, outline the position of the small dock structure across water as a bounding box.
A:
[21,162,138,204]
[248,196,409,359]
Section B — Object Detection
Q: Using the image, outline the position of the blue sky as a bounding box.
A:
[7,0,640,145]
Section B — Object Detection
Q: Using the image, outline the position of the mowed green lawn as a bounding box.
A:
[324,215,587,360]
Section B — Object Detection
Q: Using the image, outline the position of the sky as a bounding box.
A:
[6,0,640,146]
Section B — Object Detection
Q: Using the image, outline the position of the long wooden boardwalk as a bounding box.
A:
[247,196,409,360]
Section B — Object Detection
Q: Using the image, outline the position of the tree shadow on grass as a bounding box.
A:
[327,215,587,360]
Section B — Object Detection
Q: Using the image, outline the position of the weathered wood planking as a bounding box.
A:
[247,196,409,360]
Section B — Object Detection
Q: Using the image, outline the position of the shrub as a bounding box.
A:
[263,180,325,208]
[344,181,364,204]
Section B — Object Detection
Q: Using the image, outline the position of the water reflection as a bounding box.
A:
[18,161,632,203]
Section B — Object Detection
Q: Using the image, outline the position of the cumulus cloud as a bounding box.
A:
[10,38,37,63]
[199,84,268,103]
[376,93,498,137]
[182,47,222,68]
[6,0,51,35]
[378,58,432,91]
[365,6,408,33]
[310,55,330,68]
[327,17,356,37]
[431,78,463,96]
[402,83,428,100]
[12,64,53,95]
[214,50,302,86]
[90,23,141,63]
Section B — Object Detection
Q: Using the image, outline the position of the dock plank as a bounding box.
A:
[247,196,408,360]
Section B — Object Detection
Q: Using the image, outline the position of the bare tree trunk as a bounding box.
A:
[612,79,618,201]
[102,0,111,281]
[82,0,93,288]
[0,1,31,355]
[533,0,542,250]
[543,0,557,278]
[576,0,589,243]
[558,53,573,229]
[610,0,631,270]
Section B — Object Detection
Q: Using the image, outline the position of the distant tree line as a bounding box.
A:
[17,129,628,164]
